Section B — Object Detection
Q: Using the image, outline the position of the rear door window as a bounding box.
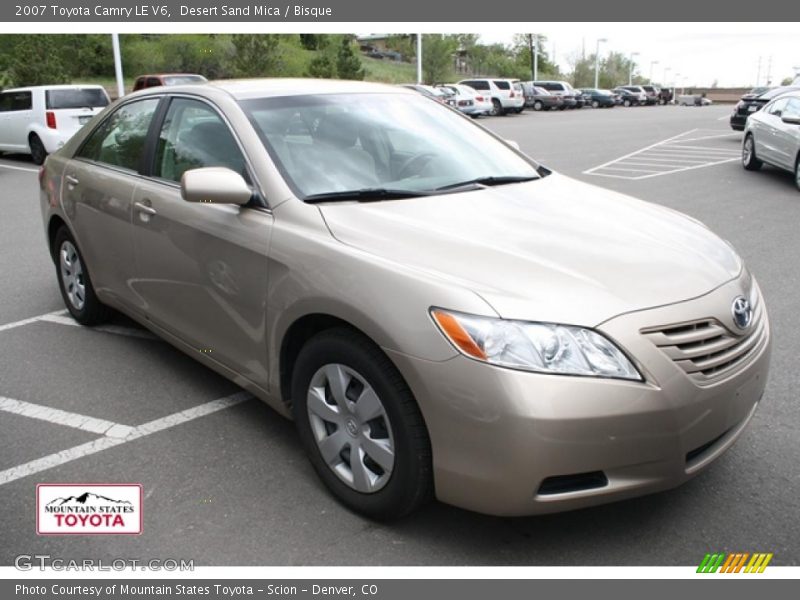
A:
[46,88,109,110]
[77,98,160,171]
[493,80,511,90]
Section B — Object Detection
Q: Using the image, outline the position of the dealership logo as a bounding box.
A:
[36,484,142,535]
[731,296,753,330]
[697,552,773,573]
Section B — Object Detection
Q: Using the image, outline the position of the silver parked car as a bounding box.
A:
[40,79,771,519]
[742,91,800,190]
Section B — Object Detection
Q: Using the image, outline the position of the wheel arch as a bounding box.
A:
[278,312,397,413]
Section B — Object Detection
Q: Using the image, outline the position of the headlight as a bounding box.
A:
[431,308,642,381]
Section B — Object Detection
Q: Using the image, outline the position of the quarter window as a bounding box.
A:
[782,98,800,118]
[0,91,32,112]
[77,98,159,171]
[154,98,246,183]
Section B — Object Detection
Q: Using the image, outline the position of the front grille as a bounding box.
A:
[642,300,767,386]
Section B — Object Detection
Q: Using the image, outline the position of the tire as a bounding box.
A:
[490,98,504,116]
[742,134,763,171]
[291,328,433,520]
[29,134,47,166]
[591,100,599,108]
[623,99,632,107]
[794,155,800,191]
[533,100,543,111]
[53,227,112,325]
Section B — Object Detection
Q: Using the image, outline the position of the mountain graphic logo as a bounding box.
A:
[46,492,133,507]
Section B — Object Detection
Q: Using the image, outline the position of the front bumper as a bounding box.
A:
[387,276,771,516]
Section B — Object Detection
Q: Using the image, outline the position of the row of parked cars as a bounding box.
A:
[405,79,674,118]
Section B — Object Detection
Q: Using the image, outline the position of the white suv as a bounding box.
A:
[458,78,525,116]
[0,85,110,164]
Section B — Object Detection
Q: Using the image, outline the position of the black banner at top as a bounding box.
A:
[2,0,799,22]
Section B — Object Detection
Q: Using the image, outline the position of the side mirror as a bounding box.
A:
[505,139,521,151]
[781,114,800,125]
[181,167,252,206]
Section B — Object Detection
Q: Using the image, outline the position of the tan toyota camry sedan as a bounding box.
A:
[39,79,771,519]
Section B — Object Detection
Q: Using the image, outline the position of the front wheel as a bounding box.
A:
[623,99,632,107]
[533,100,543,111]
[742,134,763,171]
[53,227,112,325]
[291,328,432,520]
[591,100,599,108]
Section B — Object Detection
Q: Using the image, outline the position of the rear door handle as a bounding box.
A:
[134,201,157,216]
[65,175,79,186]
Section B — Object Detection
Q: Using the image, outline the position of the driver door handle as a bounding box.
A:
[65,175,79,186]
[134,201,157,216]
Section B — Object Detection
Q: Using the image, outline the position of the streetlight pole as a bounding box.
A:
[528,34,536,81]
[628,51,639,85]
[533,35,539,81]
[673,72,680,103]
[649,60,659,84]
[416,33,422,84]
[594,38,607,89]
[111,33,124,100]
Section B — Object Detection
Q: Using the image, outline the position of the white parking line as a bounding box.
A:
[0,396,134,438]
[0,162,38,173]
[0,391,253,486]
[584,128,742,180]
[0,310,68,333]
[38,313,159,340]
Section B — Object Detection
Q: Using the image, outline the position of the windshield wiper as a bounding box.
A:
[435,175,539,191]
[303,188,431,203]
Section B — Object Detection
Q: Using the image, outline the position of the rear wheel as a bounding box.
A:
[53,227,112,325]
[291,328,432,520]
[490,98,504,116]
[591,100,600,108]
[623,99,632,107]
[742,134,763,171]
[794,155,800,191]
[29,134,46,165]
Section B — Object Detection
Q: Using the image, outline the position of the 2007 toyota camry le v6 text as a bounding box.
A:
[38,79,771,519]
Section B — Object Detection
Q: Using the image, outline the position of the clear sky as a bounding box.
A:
[479,23,800,88]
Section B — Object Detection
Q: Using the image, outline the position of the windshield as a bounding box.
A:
[240,93,540,200]
[46,88,109,109]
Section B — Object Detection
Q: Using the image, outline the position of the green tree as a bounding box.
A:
[336,36,365,80]
[307,53,335,78]
[2,35,69,86]
[232,34,282,77]
[422,34,457,84]
[781,77,793,86]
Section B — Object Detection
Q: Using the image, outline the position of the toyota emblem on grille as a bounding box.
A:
[732,296,753,330]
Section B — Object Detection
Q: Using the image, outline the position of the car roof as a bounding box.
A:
[2,84,106,92]
[124,78,416,102]
[762,86,800,99]
[212,78,413,99]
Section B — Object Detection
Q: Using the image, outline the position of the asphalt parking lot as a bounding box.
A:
[1,103,798,566]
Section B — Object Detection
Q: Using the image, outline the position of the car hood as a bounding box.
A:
[318,173,741,326]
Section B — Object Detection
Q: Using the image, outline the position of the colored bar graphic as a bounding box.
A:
[697,552,772,573]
